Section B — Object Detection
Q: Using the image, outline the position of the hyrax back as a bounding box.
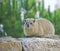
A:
[24,18,55,37]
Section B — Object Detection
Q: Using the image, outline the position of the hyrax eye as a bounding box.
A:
[30,23,32,25]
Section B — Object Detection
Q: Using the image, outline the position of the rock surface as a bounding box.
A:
[0,37,60,51]
[0,37,22,51]
[18,38,60,51]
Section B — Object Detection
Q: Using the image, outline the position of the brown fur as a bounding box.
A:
[24,18,55,37]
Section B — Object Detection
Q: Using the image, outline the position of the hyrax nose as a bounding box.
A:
[27,24,29,27]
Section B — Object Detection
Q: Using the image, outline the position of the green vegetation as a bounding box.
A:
[0,0,60,38]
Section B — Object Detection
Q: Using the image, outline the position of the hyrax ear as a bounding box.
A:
[23,19,26,24]
[24,19,26,22]
[33,19,35,23]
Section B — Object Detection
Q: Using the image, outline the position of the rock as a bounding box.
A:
[18,38,60,51]
[0,37,22,51]
[0,37,60,51]
[40,35,60,40]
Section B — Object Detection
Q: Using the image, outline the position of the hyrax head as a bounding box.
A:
[24,18,35,28]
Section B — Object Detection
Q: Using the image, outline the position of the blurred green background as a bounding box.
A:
[0,0,60,38]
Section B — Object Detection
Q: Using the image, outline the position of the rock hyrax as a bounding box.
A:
[24,18,55,37]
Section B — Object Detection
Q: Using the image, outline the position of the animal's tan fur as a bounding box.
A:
[24,18,55,37]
